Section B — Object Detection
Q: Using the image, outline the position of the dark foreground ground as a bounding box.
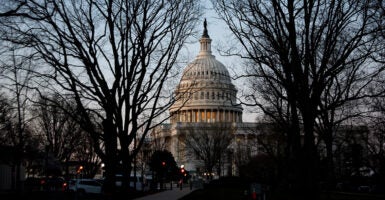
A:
[2,189,384,200]
[179,177,385,200]
[180,189,385,200]
[0,189,161,200]
[2,177,384,200]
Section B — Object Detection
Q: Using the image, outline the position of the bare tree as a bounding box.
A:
[181,122,235,179]
[32,94,102,178]
[366,97,385,185]
[213,0,385,198]
[314,79,373,186]
[1,0,201,194]
[0,44,35,192]
[0,94,14,146]
[34,94,82,163]
[0,0,26,17]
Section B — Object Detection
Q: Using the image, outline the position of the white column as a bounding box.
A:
[204,109,207,122]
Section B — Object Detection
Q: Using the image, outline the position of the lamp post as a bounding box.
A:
[77,165,83,179]
[160,161,166,190]
[179,165,185,190]
[101,163,105,177]
[75,165,83,200]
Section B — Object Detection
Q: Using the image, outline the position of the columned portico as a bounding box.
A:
[170,109,242,123]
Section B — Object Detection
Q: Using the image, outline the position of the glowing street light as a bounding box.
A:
[77,165,83,174]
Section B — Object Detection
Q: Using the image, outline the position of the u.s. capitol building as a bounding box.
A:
[150,19,263,178]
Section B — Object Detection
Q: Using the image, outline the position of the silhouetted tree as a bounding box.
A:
[239,154,277,185]
[0,0,26,17]
[149,150,178,189]
[213,0,385,198]
[0,94,41,181]
[0,95,14,146]
[33,94,101,178]
[0,44,35,192]
[1,0,201,194]
[367,97,385,186]
[182,122,235,179]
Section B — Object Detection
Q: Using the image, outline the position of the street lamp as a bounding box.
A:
[77,165,83,174]
[76,165,84,180]
[101,163,105,177]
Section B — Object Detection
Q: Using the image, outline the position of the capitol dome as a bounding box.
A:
[170,19,243,123]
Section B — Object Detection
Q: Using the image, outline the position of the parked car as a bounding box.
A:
[67,178,103,195]
[38,177,67,191]
[115,174,148,191]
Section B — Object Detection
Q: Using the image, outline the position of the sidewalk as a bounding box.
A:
[133,186,196,200]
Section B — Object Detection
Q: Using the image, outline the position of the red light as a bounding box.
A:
[162,161,166,166]
[62,182,67,191]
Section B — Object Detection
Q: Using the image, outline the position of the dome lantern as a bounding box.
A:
[198,18,212,58]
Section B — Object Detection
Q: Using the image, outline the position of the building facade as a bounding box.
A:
[149,19,375,183]
[151,20,260,178]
